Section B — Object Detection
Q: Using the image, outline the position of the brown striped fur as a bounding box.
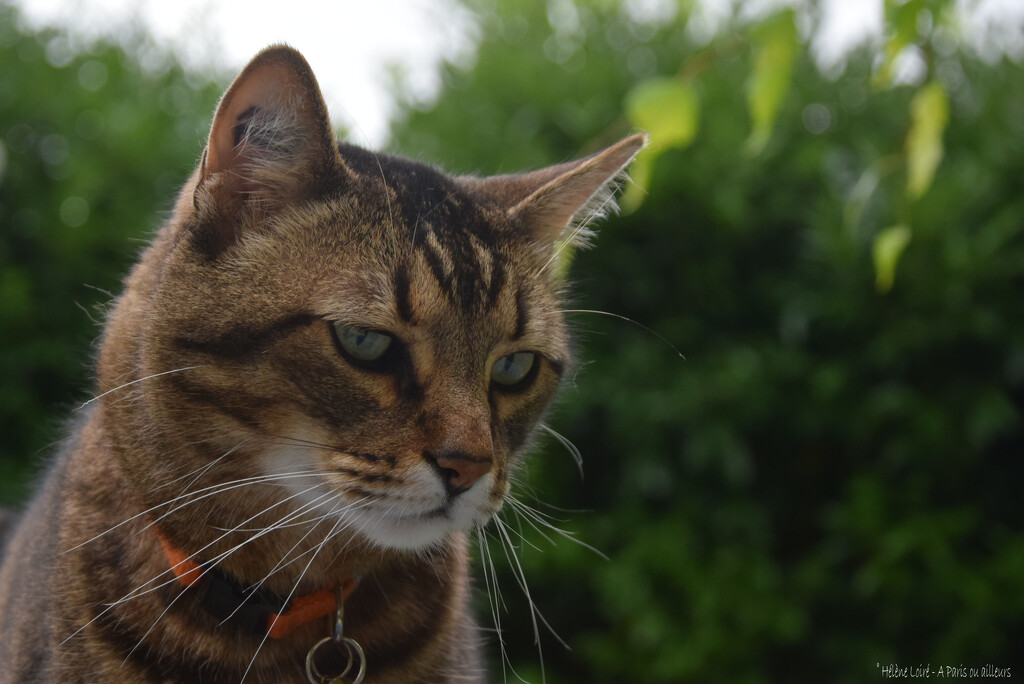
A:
[0,46,644,683]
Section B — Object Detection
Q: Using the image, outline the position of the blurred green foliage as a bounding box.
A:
[391,1,1024,681]
[2,0,1024,681]
[0,2,223,501]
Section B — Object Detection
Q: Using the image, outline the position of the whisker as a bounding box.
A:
[504,496,608,561]
[327,100,398,244]
[74,299,102,326]
[149,441,247,493]
[539,425,583,479]
[497,507,546,553]
[75,366,203,410]
[476,526,513,684]
[118,486,338,663]
[241,500,351,683]
[262,433,372,458]
[535,185,621,278]
[411,191,455,249]
[82,282,116,299]
[494,518,567,661]
[555,308,685,360]
[62,469,325,555]
[166,443,249,516]
[222,496,373,625]
[265,433,337,448]
[209,518,317,533]
[493,518,559,684]
[152,470,325,520]
[67,481,329,648]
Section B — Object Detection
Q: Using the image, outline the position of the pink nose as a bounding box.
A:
[427,451,493,495]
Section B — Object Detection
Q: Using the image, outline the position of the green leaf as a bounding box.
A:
[626,76,699,149]
[906,81,949,199]
[746,10,798,154]
[873,224,912,293]
[876,0,925,86]
[623,77,698,211]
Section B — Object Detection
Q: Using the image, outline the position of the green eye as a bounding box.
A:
[333,323,393,361]
[491,352,536,387]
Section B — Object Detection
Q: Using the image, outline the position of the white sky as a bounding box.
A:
[10,0,1024,146]
[11,0,477,147]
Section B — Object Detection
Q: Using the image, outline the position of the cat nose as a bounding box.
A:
[424,450,493,496]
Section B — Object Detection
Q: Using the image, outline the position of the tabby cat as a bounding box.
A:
[0,46,643,683]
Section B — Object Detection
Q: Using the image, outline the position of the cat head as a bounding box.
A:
[104,46,643,556]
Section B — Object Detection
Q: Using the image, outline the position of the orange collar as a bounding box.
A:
[154,525,355,639]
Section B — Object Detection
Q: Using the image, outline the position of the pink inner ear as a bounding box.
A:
[205,62,309,180]
[190,46,344,255]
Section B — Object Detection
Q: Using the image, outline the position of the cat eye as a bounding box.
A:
[491,352,536,388]
[332,323,393,362]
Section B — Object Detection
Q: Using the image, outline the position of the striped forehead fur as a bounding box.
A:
[338,143,515,313]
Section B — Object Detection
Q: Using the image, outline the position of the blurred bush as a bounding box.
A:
[2,0,1023,681]
[0,2,222,501]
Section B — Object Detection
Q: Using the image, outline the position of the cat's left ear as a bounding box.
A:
[193,45,344,253]
[463,133,646,250]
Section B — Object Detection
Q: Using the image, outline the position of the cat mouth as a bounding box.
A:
[348,494,496,551]
[422,505,452,520]
[382,503,451,522]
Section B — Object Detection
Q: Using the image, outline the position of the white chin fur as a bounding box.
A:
[349,474,497,551]
[350,510,464,551]
[260,446,496,552]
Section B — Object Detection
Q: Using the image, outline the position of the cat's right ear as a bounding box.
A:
[460,134,646,268]
[192,45,346,255]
